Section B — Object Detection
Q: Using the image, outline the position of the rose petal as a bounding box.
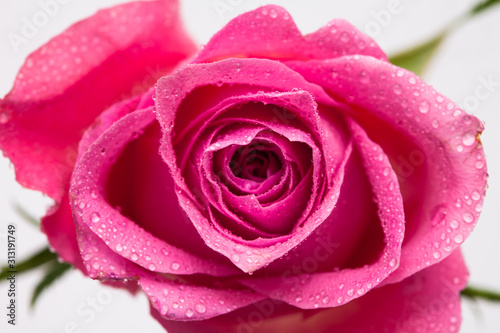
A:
[140,273,266,321]
[0,0,196,201]
[152,249,467,332]
[71,108,238,276]
[41,195,85,271]
[194,5,386,64]
[76,215,265,321]
[286,56,487,284]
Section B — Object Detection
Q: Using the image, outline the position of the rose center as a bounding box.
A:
[229,142,282,182]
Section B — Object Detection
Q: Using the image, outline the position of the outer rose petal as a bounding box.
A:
[76,215,265,321]
[41,195,85,272]
[286,56,487,284]
[194,5,387,64]
[41,90,146,270]
[0,0,196,202]
[152,249,467,333]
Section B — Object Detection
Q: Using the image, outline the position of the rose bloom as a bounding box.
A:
[0,1,488,332]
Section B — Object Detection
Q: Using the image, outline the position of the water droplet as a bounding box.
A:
[418,101,429,114]
[475,202,483,212]
[347,289,354,296]
[295,296,302,303]
[453,234,464,244]
[171,262,180,270]
[90,212,101,223]
[432,120,439,128]
[383,167,390,176]
[0,112,11,124]
[231,254,240,263]
[462,132,475,146]
[115,244,123,252]
[433,251,441,259]
[475,160,484,169]
[436,95,444,103]
[471,191,481,201]
[449,220,459,229]
[161,248,169,256]
[396,69,404,77]
[195,304,206,314]
[340,32,349,42]
[185,308,194,318]
[462,212,474,224]
[269,8,277,18]
[131,253,139,261]
[148,263,156,270]
[456,145,464,152]
[358,70,369,84]
[322,296,330,304]
[91,190,98,199]
[160,305,168,315]
[389,257,397,267]
[172,302,179,309]
[393,84,402,94]
[409,77,416,84]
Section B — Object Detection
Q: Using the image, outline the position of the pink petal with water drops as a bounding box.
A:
[194,5,386,64]
[239,119,405,309]
[153,249,466,333]
[139,272,266,321]
[76,215,263,319]
[71,108,238,276]
[0,0,196,202]
[286,56,487,284]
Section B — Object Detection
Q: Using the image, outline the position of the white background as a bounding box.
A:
[1,0,499,332]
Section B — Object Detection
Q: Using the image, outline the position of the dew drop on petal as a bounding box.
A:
[418,101,430,114]
[453,234,464,244]
[393,84,402,94]
[462,132,475,146]
[90,212,101,223]
[195,304,206,314]
[171,262,180,270]
[185,308,194,318]
[462,212,474,223]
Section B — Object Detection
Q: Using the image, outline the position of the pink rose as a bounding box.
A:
[0,1,487,332]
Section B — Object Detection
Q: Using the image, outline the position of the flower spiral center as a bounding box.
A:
[229,141,282,182]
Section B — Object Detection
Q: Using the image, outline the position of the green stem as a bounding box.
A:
[461,286,500,302]
[0,247,57,280]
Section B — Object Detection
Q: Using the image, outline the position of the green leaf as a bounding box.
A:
[472,0,500,14]
[389,33,445,76]
[0,247,57,280]
[461,286,500,302]
[31,262,72,307]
